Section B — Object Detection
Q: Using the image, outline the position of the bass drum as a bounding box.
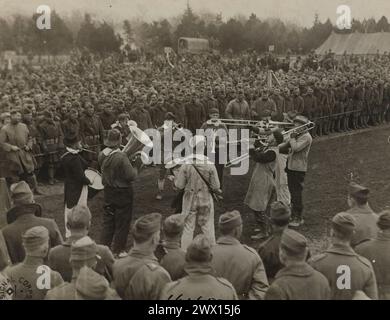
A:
[85,168,104,199]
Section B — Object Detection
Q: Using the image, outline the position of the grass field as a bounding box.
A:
[34,124,390,254]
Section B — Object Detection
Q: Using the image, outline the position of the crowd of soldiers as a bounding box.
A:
[0,179,388,300]
[1,51,390,184]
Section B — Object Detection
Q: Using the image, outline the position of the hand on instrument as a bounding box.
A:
[11,145,20,152]
[290,132,298,139]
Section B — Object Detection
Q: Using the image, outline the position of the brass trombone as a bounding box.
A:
[225,121,315,168]
[206,118,293,128]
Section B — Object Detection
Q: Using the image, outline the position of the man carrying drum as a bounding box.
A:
[61,133,91,238]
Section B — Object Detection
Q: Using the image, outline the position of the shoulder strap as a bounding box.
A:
[191,164,220,202]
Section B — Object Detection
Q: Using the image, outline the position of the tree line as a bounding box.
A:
[1,4,390,56]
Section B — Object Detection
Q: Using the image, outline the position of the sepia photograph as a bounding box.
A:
[0,0,389,307]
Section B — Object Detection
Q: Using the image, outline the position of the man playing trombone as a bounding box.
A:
[244,130,284,240]
[281,115,313,227]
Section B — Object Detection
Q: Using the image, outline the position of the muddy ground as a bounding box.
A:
[34,124,390,254]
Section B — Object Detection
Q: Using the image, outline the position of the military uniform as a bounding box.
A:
[345,206,378,247]
[113,248,171,300]
[265,263,330,300]
[38,117,64,183]
[212,235,269,299]
[160,262,238,300]
[356,232,390,300]
[49,236,115,283]
[160,241,186,281]
[258,229,285,282]
[309,243,378,300]
[79,113,104,162]
[5,262,63,300]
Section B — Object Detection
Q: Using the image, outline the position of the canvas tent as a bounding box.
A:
[316,31,390,55]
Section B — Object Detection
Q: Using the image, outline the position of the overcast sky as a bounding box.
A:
[1,0,389,26]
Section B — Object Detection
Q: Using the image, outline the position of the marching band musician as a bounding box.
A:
[201,108,228,188]
[61,133,91,238]
[98,129,142,258]
[155,112,183,200]
[244,130,284,240]
[283,115,313,227]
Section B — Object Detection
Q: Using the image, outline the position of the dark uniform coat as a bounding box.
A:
[160,241,186,281]
[2,206,63,264]
[61,150,90,209]
[258,229,284,282]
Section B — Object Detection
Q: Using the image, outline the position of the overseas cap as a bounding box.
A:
[22,226,49,252]
[332,212,356,234]
[186,234,212,263]
[70,236,98,262]
[218,210,242,232]
[280,229,307,255]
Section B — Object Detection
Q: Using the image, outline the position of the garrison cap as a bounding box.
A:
[280,229,307,255]
[348,182,369,200]
[76,266,110,300]
[377,210,390,230]
[163,214,185,235]
[218,210,242,232]
[133,213,162,236]
[270,201,291,222]
[208,108,219,115]
[332,212,356,234]
[22,226,49,252]
[70,236,98,262]
[186,234,212,263]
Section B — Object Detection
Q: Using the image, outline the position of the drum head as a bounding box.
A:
[85,169,104,190]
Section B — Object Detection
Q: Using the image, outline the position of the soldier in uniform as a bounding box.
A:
[334,81,349,132]
[160,234,238,300]
[265,229,330,300]
[38,109,64,185]
[291,87,305,114]
[212,210,269,299]
[225,89,251,120]
[49,205,115,283]
[310,212,378,300]
[79,102,104,166]
[271,88,286,116]
[113,213,171,300]
[258,202,291,282]
[0,109,38,190]
[302,87,317,122]
[251,89,277,120]
[4,226,64,300]
[159,214,186,281]
[200,108,228,187]
[185,93,207,135]
[46,236,119,300]
[99,103,117,133]
[355,210,390,300]
[343,182,378,247]
[284,115,312,227]
[61,108,81,143]
[2,181,63,265]
[129,102,153,131]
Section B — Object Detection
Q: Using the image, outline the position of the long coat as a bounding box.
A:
[244,148,277,212]
[0,123,35,174]
[61,151,90,209]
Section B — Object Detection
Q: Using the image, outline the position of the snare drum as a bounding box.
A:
[85,168,104,199]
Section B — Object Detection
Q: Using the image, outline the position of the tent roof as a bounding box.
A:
[316,31,390,55]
